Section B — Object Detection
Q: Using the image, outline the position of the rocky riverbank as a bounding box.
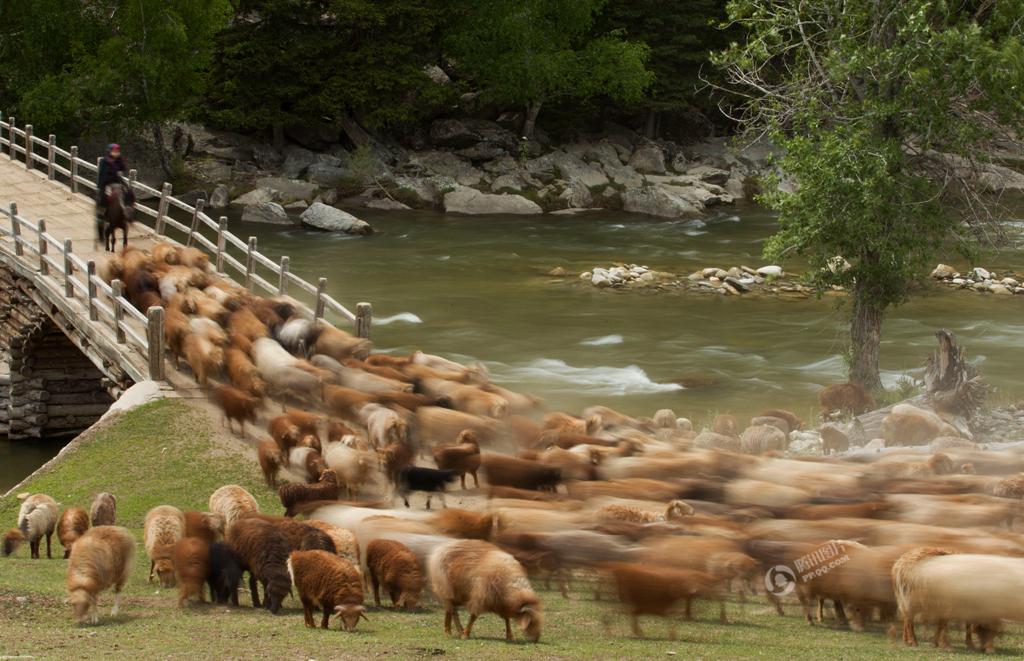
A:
[931,263,1024,296]
[548,262,822,297]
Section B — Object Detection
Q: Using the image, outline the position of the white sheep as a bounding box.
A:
[6,493,59,559]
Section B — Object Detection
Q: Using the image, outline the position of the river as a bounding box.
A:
[2,205,1021,492]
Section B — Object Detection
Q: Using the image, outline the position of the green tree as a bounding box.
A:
[14,0,230,176]
[716,1,1024,390]
[596,0,732,137]
[205,0,444,146]
[444,0,653,138]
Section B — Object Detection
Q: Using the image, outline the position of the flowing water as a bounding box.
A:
[3,205,1021,491]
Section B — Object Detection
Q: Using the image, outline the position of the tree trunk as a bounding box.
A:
[521,100,543,139]
[272,123,285,151]
[150,123,171,179]
[849,284,883,391]
[643,110,659,139]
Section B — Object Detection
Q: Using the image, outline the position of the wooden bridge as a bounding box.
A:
[0,115,372,439]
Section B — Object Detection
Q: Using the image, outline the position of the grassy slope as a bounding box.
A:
[1,399,1021,659]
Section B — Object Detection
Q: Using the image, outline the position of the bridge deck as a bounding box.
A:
[0,157,210,400]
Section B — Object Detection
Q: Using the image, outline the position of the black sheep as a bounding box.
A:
[206,541,244,605]
[396,466,459,510]
[226,518,292,613]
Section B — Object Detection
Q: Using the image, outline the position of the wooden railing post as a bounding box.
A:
[37,219,48,275]
[278,256,290,295]
[147,306,166,381]
[86,260,98,321]
[216,217,227,272]
[7,117,15,161]
[111,280,126,343]
[128,168,137,194]
[155,183,172,235]
[314,278,327,320]
[9,202,22,257]
[70,147,79,193]
[23,125,32,170]
[245,236,256,290]
[187,198,204,247]
[63,239,74,297]
[355,302,372,339]
[46,134,56,179]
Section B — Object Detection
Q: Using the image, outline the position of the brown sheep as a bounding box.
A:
[601,562,726,639]
[760,408,804,431]
[482,454,561,492]
[227,307,270,342]
[183,510,224,543]
[367,539,425,609]
[57,508,90,559]
[359,403,409,449]
[820,425,850,455]
[258,439,284,488]
[144,505,186,588]
[327,420,357,443]
[595,500,694,525]
[208,485,259,534]
[224,347,266,397]
[431,509,497,540]
[226,517,292,613]
[287,549,366,630]
[173,537,210,607]
[712,414,740,436]
[285,408,326,440]
[210,383,261,436]
[432,431,482,489]
[269,416,303,459]
[90,492,117,527]
[278,470,341,517]
[304,520,360,566]
[312,323,373,362]
[66,526,135,625]
[819,382,875,417]
[428,539,542,642]
[163,305,191,367]
[416,406,499,447]
[323,384,378,420]
[182,334,224,386]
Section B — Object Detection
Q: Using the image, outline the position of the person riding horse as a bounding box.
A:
[95,143,135,220]
[95,144,136,251]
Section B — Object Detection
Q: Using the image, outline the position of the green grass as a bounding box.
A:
[2,399,1023,659]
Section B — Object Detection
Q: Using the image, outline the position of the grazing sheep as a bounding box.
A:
[57,508,90,559]
[287,549,366,630]
[258,439,284,487]
[892,547,1024,651]
[208,485,260,533]
[482,454,561,492]
[601,562,726,639]
[819,382,875,417]
[210,383,261,435]
[396,466,459,509]
[11,493,59,559]
[304,520,360,566]
[173,537,210,607]
[66,526,135,625]
[226,517,293,613]
[90,492,117,527]
[279,470,341,517]
[431,508,497,541]
[432,431,482,489]
[595,500,694,525]
[144,505,186,588]
[183,510,224,543]
[428,539,542,642]
[366,539,425,609]
[207,541,244,605]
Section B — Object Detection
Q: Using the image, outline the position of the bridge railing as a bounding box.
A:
[0,201,165,382]
[0,114,372,339]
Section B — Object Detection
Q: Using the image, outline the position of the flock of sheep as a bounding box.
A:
[4,241,1024,652]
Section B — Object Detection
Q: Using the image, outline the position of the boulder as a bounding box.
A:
[757,265,783,277]
[740,424,788,454]
[305,163,350,187]
[285,123,339,151]
[491,172,534,193]
[603,164,644,188]
[390,175,457,208]
[970,266,992,281]
[621,186,701,218]
[365,198,412,211]
[751,416,789,436]
[669,152,689,173]
[281,146,319,179]
[283,200,309,212]
[686,165,730,185]
[423,64,451,85]
[231,187,277,206]
[172,122,260,162]
[557,180,593,208]
[931,264,957,279]
[581,141,622,170]
[881,404,961,446]
[481,155,520,175]
[255,177,319,203]
[408,151,483,186]
[455,144,509,162]
[429,118,517,150]
[242,202,290,225]
[300,202,373,234]
[443,187,542,215]
[548,151,609,188]
[628,143,666,174]
[693,431,741,452]
[252,144,283,170]
[208,185,229,209]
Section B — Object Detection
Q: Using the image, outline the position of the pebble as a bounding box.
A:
[757,265,783,277]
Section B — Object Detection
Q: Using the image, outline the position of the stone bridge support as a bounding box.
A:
[0,268,118,439]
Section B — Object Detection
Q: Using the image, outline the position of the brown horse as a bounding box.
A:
[97,183,134,252]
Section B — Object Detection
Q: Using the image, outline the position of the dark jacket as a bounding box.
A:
[96,155,127,204]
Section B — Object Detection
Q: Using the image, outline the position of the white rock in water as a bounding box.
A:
[443,186,542,215]
[990,283,1012,295]
[931,264,957,279]
[863,438,886,451]
[580,271,593,281]
[757,265,783,277]
[1002,277,1020,287]
[242,201,290,225]
[952,278,967,285]
[300,202,373,235]
[592,274,612,287]
[638,272,656,282]
[971,266,991,281]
